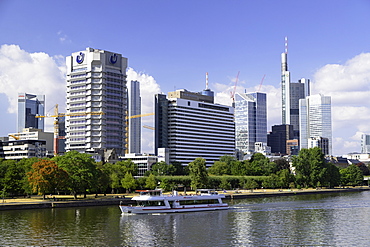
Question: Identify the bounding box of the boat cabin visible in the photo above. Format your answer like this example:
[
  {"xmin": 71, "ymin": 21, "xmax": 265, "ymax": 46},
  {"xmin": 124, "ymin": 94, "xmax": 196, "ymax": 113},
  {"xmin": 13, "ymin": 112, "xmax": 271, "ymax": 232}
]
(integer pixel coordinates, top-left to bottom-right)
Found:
[
  {"xmin": 136, "ymin": 190, "xmax": 162, "ymax": 196},
  {"xmin": 196, "ymin": 189, "xmax": 218, "ymax": 195}
]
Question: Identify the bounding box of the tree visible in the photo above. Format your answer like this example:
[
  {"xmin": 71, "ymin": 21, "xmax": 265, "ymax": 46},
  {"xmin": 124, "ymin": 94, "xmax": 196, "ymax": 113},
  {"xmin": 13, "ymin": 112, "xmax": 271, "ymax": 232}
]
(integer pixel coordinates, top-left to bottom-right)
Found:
[
  {"xmin": 340, "ymin": 165, "xmax": 363, "ymax": 186},
  {"xmin": 208, "ymin": 161, "xmax": 230, "ymax": 176},
  {"xmin": 276, "ymin": 169, "xmax": 295, "ymax": 188},
  {"xmin": 247, "ymin": 153, "xmax": 277, "ymax": 176},
  {"xmin": 1, "ymin": 160, "xmax": 25, "ymax": 196},
  {"xmin": 219, "ymin": 177, "xmax": 231, "ymax": 190},
  {"xmin": 27, "ymin": 159, "xmax": 68, "ymax": 199},
  {"xmin": 150, "ymin": 161, "xmax": 175, "ymax": 176},
  {"xmin": 121, "ymin": 172, "xmax": 137, "ymax": 193},
  {"xmin": 18, "ymin": 157, "xmax": 40, "ymax": 195},
  {"xmin": 52, "ymin": 151, "xmax": 98, "ymax": 199},
  {"xmin": 95, "ymin": 163, "xmax": 110, "ymax": 196},
  {"xmin": 145, "ymin": 173, "xmax": 157, "ymax": 189},
  {"xmin": 188, "ymin": 158, "xmax": 208, "ymax": 189},
  {"xmin": 292, "ymin": 147, "xmax": 329, "ymax": 188},
  {"xmin": 274, "ymin": 158, "xmax": 290, "ymax": 171}
]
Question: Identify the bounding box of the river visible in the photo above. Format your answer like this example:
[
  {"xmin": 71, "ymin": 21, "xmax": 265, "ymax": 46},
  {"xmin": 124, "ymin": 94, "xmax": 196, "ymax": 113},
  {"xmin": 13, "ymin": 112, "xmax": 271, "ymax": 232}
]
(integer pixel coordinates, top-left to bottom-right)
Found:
[{"xmin": 1, "ymin": 191, "xmax": 370, "ymax": 246}]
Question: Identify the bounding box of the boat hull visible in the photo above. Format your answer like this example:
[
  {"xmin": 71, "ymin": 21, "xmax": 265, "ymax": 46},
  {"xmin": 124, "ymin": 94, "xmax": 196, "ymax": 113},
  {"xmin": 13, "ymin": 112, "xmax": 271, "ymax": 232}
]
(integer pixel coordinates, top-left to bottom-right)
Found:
[{"xmin": 120, "ymin": 204, "xmax": 229, "ymax": 214}]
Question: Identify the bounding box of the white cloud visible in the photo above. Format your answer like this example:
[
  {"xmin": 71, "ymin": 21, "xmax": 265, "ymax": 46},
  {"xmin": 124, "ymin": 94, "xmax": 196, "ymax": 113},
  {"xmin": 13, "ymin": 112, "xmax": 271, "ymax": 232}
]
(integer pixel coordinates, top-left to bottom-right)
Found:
[
  {"xmin": 0, "ymin": 44, "xmax": 66, "ymax": 132},
  {"xmin": 313, "ymin": 52, "xmax": 370, "ymax": 155},
  {"xmin": 57, "ymin": 31, "xmax": 71, "ymax": 44}
]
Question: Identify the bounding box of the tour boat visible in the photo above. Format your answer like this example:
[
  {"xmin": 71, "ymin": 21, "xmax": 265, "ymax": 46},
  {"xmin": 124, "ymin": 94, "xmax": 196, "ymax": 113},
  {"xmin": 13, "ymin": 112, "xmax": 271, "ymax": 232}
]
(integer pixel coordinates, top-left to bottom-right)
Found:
[{"xmin": 119, "ymin": 189, "xmax": 229, "ymax": 214}]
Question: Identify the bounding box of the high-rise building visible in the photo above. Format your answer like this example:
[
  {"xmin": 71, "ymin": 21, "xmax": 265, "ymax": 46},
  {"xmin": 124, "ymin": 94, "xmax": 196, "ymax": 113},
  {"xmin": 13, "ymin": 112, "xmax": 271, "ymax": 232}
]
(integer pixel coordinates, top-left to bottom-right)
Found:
[
  {"xmin": 308, "ymin": 137, "xmax": 330, "ymax": 155},
  {"xmin": 128, "ymin": 80, "xmax": 141, "ymax": 153},
  {"xmin": 361, "ymin": 134, "xmax": 370, "ymax": 153},
  {"xmin": 235, "ymin": 92, "xmax": 267, "ymax": 154},
  {"xmin": 299, "ymin": 94, "xmax": 332, "ymax": 155},
  {"xmin": 65, "ymin": 48, "xmax": 128, "ymax": 155},
  {"xmin": 17, "ymin": 93, "xmax": 45, "ymax": 132},
  {"xmin": 290, "ymin": 78, "xmax": 310, "ymax": 138},
  {"xmin": 267, "ymin": 124, "xmax": 294, "ymax": 154},
  {"xmin": 281, "ymin": 38, "xmax": 310, "ymax": 139},
  {"xmin": 155, "ymin": 88, "xmax": 235, "ymax": 167}
]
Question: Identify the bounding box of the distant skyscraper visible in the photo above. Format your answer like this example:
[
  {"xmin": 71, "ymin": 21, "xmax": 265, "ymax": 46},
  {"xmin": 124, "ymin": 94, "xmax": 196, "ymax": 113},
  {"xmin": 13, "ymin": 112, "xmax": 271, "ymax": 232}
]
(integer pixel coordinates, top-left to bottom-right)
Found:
[
  {"xmin": 281, "ymin": 39, "xmax": 291, "ymax": 126},
  {"xmin": 235, "ymin": 92, "xmax": 267, "ymax": 153},
  {"xmin": 65, "ymin": 48, "xmax": 128, "ymax": 155},
  {"xmin": 17, "ymin": 93, "xmax": 45, "ymax": 132},
  {"xmin": 128, "ymin": 80, "xmax": 141, "ymax": 153},
  {"xmin": 361, "ymin": 134, "xmax": 370, "ymax": 153},
  {"xmin": 267, "ymin": 124, "xmax": 294, "ymax": 154},
  {"xmin": 281, "ymin": 38, "xmax": 310, "ymax": 139},
  {"xmin": 299, "ymin": 94, "xmax": 332, "ymax": 155},
  {"xmin": 155, "ymin": 88, "xmax": 235, "ymax": 166}
]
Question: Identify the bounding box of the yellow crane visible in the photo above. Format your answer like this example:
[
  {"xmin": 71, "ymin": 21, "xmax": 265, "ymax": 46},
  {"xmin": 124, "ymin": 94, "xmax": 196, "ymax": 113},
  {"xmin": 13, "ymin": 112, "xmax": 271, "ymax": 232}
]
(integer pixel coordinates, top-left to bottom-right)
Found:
[{"xmin": 35, "ymin": 104, "xmax": 104, "ymax": 155}]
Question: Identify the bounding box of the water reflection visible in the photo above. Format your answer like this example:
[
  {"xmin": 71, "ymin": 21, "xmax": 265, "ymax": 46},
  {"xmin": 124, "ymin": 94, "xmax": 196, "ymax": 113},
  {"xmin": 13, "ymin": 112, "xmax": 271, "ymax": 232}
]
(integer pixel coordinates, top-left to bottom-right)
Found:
[{"xmin": 1, "ymin": 191, "xmax": 370, "ymax": 246}]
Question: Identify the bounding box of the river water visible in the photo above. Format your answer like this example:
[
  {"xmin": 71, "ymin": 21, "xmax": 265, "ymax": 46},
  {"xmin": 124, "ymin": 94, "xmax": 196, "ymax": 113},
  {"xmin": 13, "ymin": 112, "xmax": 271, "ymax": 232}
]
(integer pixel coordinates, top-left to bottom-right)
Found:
[{"xmin": 1, "ymin": 191, "xmax": 370, "ymax": 246}]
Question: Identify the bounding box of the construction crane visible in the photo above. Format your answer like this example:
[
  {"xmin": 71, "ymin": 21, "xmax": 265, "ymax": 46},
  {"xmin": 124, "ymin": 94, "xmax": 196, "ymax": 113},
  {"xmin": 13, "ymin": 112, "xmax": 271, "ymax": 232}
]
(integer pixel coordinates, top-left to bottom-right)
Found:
[
  {"xmin": 35, "ymin": 104, "xmax": 104, "ymax": 155},
  {"xmin": 125, "ymin": 112, "xmax": 155, "ymax": 153},
  {"xmin": 258, "ymin": 74, "xmax": 266, "ymax": 92},
  {"xmin": 230, "ymin": 71, "xmax": 240, "ymax": 107},
  {"xmin": 143, "ymin": 125, "xmax": 155, "ymax": 130}
]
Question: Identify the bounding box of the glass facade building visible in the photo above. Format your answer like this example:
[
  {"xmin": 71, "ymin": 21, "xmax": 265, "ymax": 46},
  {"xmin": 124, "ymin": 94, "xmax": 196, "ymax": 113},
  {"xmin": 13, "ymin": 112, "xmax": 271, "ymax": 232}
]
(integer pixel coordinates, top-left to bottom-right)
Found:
[
  {"xmin": 299, "ymin": 94, "xmax": 332, "ymax": 155},
  {"xmin": 361, "ymin": 134, "xmax": 370, "ymax": 154},
  {"xmin": 235, "ymin": 92, "xmax": 267, "ymax": 153},
  {"xmin": 155, "ymin": 89, "xmax": 235, "ymax": 167},
  {"xmin": 17, "ymin": 93, "xmax": 45, "ymax": 132},
  {"xmin": 65, "ymin": 48, "xmax": 128, "ymax": 155},
  {"xmin": 128, "ymin": 80, "xmax": 141, "ymax": 153}
]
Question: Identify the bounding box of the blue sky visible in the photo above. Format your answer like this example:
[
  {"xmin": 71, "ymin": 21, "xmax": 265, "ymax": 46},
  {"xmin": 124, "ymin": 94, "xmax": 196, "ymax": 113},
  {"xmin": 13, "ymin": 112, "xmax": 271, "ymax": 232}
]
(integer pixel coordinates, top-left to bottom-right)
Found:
[{"xmin": 0, "ymin": 0, "xmax": 370, "ymax": 155}]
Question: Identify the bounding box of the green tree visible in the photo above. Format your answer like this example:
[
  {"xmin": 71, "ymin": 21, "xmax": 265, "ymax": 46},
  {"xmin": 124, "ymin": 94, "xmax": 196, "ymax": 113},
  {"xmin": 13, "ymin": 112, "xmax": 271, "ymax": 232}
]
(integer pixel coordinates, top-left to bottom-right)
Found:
[
  {"xmin": 219, "ymin": 177, "xmax": 231, "ymax": 190},
  {"xmin": 230, "ymin": 160, "xmax": 248, "ymax": 176},
  {"xmin": 244, "ymin": 179, "xmax": 259, "ymax": 191},
  {"xmin": 171, "ymin": 161, "xmax": 188, "ymax": 175},
  {"xmin": 145, "ymin": 173, "xmax": 157, "ymax": 189},
  {"xmin": 1, "ymin": 160, "xmax": 25, "ymax": 196},
  {"xmin": 18, "ymin": 157, "xmax": 40, "ymax": 196},
  {"xmin": 247, "ymin": 153, "xmax": 277, "ymax": 176},
  {"xmin": 188, "ymin": 158, "xmax": 208, "ymax": 189},
  {"xmin": 150, "ymin": 161, "xmax": 175, "ymax": 176},
  {"xmin": 95, "ymin": 163, "xmax": 110, "ymax": 196},
  {"xmin": 121, "ymin": 172, "xmax": 137, "ymax": 193},
  {"xmin": 274, "ymin": 158, "xmax": 290, "ymax": 171},
  {"xmin": 27, "ymin": 159, "xmax": 68, "ymax": 199},
  {"xmin": 52, "ymin": 151, "xmax": 98, "ymax": 199},
  {"xmin": 208, "ymin": 161, "xmax": 230, "ymax": 175},
  {"xmin": 277, "ymin": 169, "xmax": 295, "ymax": 188},
  {"xmin": 340, "ymin": 165, "xmax": 364, "ymax": 186}
]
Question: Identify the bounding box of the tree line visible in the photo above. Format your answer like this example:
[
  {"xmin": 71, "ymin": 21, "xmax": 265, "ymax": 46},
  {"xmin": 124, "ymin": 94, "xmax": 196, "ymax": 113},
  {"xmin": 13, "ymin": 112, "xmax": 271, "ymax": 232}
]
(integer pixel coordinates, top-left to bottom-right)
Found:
[{"xmin": 0, "ymin": 148, "xmax": 365, "ymax": 198}]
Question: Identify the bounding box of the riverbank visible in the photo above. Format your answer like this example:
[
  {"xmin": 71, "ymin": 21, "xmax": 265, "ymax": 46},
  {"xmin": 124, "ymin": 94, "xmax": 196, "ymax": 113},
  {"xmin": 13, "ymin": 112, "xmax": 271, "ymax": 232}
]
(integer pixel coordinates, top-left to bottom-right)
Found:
[{"xmin": 0, "ymin": 187, "xmax": 369, "ymax": 211}]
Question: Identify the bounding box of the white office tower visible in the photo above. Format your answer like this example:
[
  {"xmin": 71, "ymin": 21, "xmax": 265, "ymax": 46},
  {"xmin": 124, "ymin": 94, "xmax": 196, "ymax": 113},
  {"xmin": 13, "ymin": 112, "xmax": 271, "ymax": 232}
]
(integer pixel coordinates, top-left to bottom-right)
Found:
[
  {"xmin": 155, "ymin": 89, "xmax": 235, "ymax": 167},
  {"xmin": 299, "ymin": 94, "xmax": 332, "ymax": 155},
  {"xmin": 128, "ymin": 80, "xmax": 141, "ymax": 153},
  {"xmin": 66, "ymin": 48, "xmax": 128, "ymax": 155},
  {"xmin": 361, "ymin": 134, "xmax": 370, "ymax": 153},
  {"xmin": 235, "ymin": 92, "xmax": 267, "ymax": 154}
]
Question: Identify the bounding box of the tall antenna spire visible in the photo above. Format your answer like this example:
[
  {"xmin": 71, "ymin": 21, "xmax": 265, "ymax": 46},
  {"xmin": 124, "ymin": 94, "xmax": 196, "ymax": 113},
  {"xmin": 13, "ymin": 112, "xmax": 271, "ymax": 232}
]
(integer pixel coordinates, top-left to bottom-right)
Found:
[
  {"xmin": 206, "ymin": 72, "xmax": 209, "ymax": 90},
  {"xmin": 285, "ymin": 36, "xmax": 288, "ymax": 54}
]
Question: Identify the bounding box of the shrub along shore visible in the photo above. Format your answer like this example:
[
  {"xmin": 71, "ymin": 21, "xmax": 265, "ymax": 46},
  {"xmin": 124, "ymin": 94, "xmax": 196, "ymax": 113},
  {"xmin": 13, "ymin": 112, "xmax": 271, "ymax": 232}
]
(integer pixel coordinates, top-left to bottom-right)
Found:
[{"xmin": 0, "ymin": 186, "xmax": 369, "ymax": 211}]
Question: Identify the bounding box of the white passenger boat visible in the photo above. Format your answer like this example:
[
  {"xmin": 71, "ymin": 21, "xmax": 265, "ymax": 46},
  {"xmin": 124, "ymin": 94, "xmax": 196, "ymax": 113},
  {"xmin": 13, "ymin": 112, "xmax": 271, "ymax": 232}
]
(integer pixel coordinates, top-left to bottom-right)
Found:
[{"xmin": 119, "ymin": 189, "xmax": 229, "ymax": 214}]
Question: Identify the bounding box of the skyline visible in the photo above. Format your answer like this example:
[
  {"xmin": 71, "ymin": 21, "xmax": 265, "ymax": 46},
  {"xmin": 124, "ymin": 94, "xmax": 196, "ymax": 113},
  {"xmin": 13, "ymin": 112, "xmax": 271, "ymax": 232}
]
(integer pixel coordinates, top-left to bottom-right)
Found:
[{"xmin": 0, "ymin": 1, "xmax": 370, "ymax": 155}]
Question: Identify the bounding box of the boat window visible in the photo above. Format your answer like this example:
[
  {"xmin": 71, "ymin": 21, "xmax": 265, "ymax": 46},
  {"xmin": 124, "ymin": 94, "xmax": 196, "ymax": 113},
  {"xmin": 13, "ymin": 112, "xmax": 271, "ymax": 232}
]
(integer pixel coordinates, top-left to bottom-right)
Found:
[
  {"xmin": 179, "ymin": 199, "xmax": 219, "ymax": 205},
  {"xmin": 137, "ymin": 201, "xmax": 165, "ymax": 207}
]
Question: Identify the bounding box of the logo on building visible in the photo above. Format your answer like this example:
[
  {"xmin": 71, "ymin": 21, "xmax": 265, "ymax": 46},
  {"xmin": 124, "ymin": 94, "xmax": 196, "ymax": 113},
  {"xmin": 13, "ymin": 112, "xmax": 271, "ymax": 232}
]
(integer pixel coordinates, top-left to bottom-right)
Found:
[
  {"xmin": 110, "ymin": 54, "xmax": 118, "ymax": 64},
  {"xmin": 76, "ymin": 52, "xmax": 85, "ymax": 64}
]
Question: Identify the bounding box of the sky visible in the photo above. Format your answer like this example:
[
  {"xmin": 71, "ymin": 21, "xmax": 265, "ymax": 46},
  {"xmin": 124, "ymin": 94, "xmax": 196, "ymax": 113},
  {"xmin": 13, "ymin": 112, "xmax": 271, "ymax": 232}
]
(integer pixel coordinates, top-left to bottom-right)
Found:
[{"xmin": 0, "ymin": 0, "xmax": 370, "ymax": 156}]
